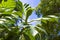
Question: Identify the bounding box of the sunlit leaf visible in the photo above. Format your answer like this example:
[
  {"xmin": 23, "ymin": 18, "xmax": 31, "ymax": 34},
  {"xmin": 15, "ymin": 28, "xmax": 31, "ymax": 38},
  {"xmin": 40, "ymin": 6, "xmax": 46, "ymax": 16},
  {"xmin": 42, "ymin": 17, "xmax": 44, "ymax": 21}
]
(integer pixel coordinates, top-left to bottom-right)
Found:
[
  {"xmin": 30, "ymin": 26, "xmax": 38, "ymax": 36},
  {"xmin": 35, "ymin": 27, "xmax": 47, "ymax": 35},
  {"xmin": 0, "ymin": 0, "xmax": 16, "ymax": 10},
  {"xmin": 23, "ymin": 28, "xmax": 35, "ymax": 40}
]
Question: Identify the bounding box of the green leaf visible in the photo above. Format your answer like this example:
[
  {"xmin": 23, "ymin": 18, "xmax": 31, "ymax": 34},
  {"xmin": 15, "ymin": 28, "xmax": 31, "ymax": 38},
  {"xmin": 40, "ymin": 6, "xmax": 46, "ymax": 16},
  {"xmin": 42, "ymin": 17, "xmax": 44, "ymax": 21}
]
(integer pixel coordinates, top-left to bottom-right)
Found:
[
  {"xmin": 35, "ymin": 33, "xmax": 41, "ymax": 40},
  {"xmin": 41, "ymin": 18, "xmax": 50, "ymax": 24},
  {"xmin": 23, "ymin": 33, "xmax": 31, "ymax": 40},
  {"xmin": 35, "ymin": 26, "xmax": 48, "ymax": 40},
  {"xmin": 0, "ymin": 0, "xmax": 16, "ymax": 10},
  {"xmin": 25, "ymin": 8, "xmax": 33, "ymax": 24},
  {"xmin": 35, "ymin": 27, "xmax": 47, "ymax": 35},
  {"xmin": 26, "ymin": 8, "xmax": 33, "ymax": 18},
  {"xmin": 0, "ymin": 8, "xmax": 6, "ymax": 12},
  {"xmin": 24, "ymin": 3, "xmax": 29, "ymax": 8},
  {"xmin": 23, "ymin": 28, "xmax": 35, "ymax": 40},
  {"xmin": 30, "ymin": 26, "xmax": 38, "ymax": 36},
  {"xmin": 15, "ymin": 11, "xmax": 22, "ymax": 18},
  {"xmin": 0, "ymin": 13, "xmax": 11, "ymax": 17},
  {"xmin": 15, "ymin": 0, "xmax": 24, "ymax": 13},
  {"xmin": 48, "ymin": 15, "xmax": 58, "ymax": 18}
]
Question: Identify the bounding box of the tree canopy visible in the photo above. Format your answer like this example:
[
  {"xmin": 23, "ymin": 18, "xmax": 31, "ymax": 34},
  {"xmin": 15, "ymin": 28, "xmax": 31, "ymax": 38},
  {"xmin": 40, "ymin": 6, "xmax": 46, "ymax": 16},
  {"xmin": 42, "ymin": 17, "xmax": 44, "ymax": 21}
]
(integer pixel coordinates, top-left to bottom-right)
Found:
[
  {"xmin": 0, "ymin": 0, "xmax": 60, "ymax": 40},
  {"xmin": 36, "ymin": 0, "xmax": 60, "ymax": 16},
  {"xmin": 36, "ymin": 0, "xmax": 60, "ymax": 40}
]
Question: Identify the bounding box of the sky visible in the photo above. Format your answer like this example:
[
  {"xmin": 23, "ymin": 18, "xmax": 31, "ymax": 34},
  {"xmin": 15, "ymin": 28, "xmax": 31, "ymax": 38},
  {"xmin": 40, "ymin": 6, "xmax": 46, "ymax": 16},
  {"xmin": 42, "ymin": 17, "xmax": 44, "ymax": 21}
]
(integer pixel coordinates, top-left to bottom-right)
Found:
[
  {"xmin": 20, "ymin": 0, "xmax": 40, "ymax": 26},
  {"xmin": 20, "ymin": 0, "xmax": 40, "ymax": 8}
]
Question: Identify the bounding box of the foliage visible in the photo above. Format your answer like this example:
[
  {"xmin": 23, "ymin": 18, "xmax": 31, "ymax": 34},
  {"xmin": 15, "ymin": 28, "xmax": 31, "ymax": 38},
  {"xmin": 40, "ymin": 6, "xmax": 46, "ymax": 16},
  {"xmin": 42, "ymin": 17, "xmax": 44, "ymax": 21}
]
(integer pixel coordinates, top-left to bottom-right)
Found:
[
  {"xmin": 0, "ymin": 0, "xmax": 47, "ymax": 40},
  {"xmin": 0, "ymin": 0, "xmax": 60, "ymax": 40},
  {"xmin": 36, "ymin": 0, "xmax": 60, "ymax": 40},
  {"xmin": 36, "ymin": 0, "xmax": 60, "ymax": 16}
]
